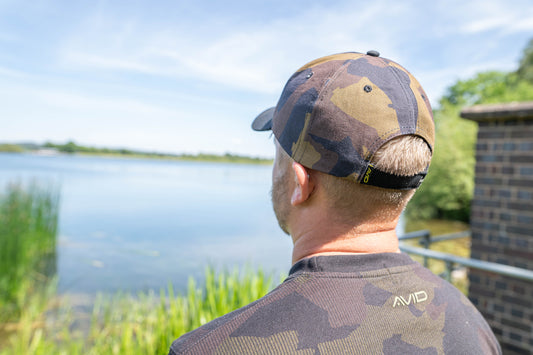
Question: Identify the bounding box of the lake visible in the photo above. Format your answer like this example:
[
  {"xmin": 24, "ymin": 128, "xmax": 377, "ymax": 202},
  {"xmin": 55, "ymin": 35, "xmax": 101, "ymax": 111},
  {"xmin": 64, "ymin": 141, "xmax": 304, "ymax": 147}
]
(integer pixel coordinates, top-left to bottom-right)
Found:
[{"xmin": 0, "ymin": 152, "xmax": 293, "ymax": 295}]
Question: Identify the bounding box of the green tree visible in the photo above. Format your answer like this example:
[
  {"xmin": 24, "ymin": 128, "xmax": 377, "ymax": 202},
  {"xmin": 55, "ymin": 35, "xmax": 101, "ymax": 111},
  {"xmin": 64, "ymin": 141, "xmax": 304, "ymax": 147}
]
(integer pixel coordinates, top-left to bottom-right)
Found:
[
  {"xmin": 59, "ymin": 141, "xmax": 78, "ymax": 154},
  {"xmin": 517, "ymin": 38, "xmax": 533, "ymax": 84},
  {"xmin": 408, "ymin": 38, "xmax": 533, "ymax": 221},
  {"xmin": 442, "ymin": 71, "xmax": 533, "ymax": 107}
]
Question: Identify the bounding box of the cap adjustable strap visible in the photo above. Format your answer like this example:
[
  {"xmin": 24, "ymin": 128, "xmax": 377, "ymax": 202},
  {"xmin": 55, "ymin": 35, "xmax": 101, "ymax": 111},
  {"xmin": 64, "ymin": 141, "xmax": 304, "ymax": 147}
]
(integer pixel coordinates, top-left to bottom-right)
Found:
[{"xmin": 360, "ymin": 164, "xmax": 427, "ymax": 190}]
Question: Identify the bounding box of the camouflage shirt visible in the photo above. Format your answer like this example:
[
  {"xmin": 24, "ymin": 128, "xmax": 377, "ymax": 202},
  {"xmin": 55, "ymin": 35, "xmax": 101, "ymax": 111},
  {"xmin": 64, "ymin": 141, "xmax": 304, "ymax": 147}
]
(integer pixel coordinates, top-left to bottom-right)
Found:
[{"xmin": 169, "ymin": 253, "xmax": 501, "ymax": 354}]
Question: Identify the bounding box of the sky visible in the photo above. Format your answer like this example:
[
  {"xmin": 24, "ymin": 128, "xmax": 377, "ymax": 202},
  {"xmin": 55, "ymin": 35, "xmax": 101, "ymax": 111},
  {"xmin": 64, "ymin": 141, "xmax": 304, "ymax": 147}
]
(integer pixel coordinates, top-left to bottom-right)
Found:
[{"xmin": 1, "ymin": 0, "xmax": 532, "ymax": 158}]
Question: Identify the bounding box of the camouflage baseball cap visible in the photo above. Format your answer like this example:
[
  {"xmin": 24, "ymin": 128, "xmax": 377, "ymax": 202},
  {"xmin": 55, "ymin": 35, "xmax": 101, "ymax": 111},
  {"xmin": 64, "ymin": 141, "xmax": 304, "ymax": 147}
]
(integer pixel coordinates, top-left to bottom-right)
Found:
[{"xmin": 252, "ymin": 51, "xmax": 435, "ymax": 190}]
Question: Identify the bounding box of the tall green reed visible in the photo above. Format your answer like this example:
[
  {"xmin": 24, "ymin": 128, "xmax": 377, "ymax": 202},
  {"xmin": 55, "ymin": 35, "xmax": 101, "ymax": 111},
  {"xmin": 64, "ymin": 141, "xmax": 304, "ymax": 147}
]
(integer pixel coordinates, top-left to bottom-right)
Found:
[
  {"xmin": 0, "ymin": 266, "xmax": 280, "ymax": 354},
  {"xmin": 0, "ymin": 181, "xmax": 280, "ymax": 353},
  {"xmin": 0, "ymin": 181, "xmax": 59, "ymax": 321}
]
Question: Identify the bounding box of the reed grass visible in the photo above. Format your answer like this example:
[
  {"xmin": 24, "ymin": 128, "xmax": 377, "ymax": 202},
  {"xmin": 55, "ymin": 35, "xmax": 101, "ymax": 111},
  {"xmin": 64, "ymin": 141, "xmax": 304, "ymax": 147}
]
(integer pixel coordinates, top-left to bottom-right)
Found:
[
  {"xmin": 0, "ymin": 181, "xmax": 279, "ymax": 353},
  {"xmin": 0, "ymin": 267, "xmax": 279, "ymax": 354},
  {"xmin": 0, "ymin": 181, "xmax": 59, "ymax": 321}
]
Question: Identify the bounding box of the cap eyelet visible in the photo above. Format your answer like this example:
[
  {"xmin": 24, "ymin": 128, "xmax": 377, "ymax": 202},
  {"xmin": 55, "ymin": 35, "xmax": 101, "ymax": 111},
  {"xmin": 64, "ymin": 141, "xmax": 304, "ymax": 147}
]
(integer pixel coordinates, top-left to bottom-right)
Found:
[{"xmin": 364, "ymin": 85, "xmax": 372, "ymax": 93}]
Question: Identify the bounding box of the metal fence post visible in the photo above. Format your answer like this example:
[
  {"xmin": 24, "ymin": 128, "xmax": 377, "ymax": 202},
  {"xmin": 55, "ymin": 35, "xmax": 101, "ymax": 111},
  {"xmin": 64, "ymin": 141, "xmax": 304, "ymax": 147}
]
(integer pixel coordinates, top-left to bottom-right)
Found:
[
  {"xmin": 444, "ymin": 261, "xmax": 453, "ymax": 282},
  {"xmin": 421, "ymin": 232, "xmax": 430, "ymax": 268}
]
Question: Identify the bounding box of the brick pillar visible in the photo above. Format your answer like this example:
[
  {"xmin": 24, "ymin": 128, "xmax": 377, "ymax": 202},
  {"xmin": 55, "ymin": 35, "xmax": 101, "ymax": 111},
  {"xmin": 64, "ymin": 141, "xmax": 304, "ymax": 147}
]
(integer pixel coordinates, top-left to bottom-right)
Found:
[{"xmin": 461, "ymin": 102, "xmax": 533, "ymax": 354}]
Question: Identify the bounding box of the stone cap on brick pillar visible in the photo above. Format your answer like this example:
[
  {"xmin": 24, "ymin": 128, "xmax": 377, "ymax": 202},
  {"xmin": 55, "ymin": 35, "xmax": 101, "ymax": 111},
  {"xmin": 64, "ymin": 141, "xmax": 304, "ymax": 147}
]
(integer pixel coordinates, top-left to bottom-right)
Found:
[{"xmin": 461, "ymin": 101, "xmax": 533, "ymax": 122}]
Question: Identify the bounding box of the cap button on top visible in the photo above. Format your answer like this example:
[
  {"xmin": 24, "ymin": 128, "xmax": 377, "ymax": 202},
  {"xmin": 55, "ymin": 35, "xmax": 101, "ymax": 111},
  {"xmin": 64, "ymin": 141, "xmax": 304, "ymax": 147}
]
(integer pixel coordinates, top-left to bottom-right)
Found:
[{"xmin": 366, "ymin": 50, "xmax": 380, "ymax": 57}]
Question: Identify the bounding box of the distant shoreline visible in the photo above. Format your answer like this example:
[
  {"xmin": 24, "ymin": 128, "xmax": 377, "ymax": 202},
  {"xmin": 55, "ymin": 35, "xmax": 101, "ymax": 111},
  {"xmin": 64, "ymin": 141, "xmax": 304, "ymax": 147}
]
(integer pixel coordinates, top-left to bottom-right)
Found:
[{"xmin": 0, "ymin": 142, "xmax": 273, "ymax": 165}]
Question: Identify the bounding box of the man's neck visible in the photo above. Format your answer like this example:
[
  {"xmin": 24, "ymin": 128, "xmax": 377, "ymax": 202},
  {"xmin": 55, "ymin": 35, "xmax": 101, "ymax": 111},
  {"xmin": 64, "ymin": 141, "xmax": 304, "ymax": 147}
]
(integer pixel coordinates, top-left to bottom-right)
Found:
[
  {"xmin": 289, "ymin": 210, "xmax": 401, "ymax": 264},
  {"xmin": 291, "ymin": 229, "xmax": 400, "ymax": 264}
]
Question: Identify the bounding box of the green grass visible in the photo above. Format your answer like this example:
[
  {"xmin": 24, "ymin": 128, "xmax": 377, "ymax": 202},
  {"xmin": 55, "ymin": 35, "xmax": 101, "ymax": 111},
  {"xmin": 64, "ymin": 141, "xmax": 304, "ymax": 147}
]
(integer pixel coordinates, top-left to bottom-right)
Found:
[
  {"xmin": 0, "ymin": 144, "xmax": 24, "ymax": 153},
  {"xmin": 0, "ymin": 267, "xmax": 279, "ymax": 354},
  {"xmin": 0, "ymin": 182, "xmax": 59, "ymax": 321}
]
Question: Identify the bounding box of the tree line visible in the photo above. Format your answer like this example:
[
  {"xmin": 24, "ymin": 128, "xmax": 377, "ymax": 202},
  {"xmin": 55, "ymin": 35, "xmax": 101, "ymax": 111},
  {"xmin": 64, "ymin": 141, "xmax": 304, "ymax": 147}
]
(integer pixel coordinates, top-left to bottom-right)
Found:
[{"xmin": 35, "ymin": 141, "xmax": 271, "ymax": 164}]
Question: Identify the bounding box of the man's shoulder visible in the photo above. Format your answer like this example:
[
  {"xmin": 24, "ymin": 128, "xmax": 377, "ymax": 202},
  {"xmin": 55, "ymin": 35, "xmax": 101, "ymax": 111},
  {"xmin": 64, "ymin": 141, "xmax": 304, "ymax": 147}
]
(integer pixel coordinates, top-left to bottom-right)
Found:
[
  {"xmin": 168, "ymin": 256, "xmax": 501, "ymax": 354},
  {"xmin": 169, "ymin": 298, "xmax": 255, "ymax": 355},
  {"xmin": 168, "ymin": 280, "xmax": 293, "ymax": 355}
]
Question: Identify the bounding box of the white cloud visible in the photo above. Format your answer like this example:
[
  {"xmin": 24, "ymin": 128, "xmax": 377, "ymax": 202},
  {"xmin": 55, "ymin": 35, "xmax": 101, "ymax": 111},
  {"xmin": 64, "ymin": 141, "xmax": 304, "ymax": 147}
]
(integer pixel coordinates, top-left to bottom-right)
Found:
[
  {"xmin": 456, "ymin": 0, "xmax": 533, "ymax": 34},
  {"xmin": 0, "ymin": 65, "xmax": 29, "ymax": 78},
  {"xmin": 56, "ymin": 0, "xmax": 420, "ymax": 95},
  {"xmin": 35, "ymin": 90, "xmax": 177, "ymax": 117},
  {"xmin": 62, "ymin": 52, "xmax": 160, "ymax": 74}
]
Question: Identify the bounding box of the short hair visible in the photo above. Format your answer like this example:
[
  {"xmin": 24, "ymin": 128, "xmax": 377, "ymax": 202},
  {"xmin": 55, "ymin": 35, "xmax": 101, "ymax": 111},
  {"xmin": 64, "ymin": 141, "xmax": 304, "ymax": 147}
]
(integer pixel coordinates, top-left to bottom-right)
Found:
[{"xmin": 316, "ymin": 135, "xmax": 432, "ymax": 225}]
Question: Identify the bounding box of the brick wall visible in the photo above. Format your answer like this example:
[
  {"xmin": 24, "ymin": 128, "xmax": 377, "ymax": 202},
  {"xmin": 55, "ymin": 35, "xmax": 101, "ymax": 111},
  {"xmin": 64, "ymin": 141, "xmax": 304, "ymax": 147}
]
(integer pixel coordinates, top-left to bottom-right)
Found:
[{"xmin": 461, "ymin": 102, "xmax": 533, "ymax": 354}]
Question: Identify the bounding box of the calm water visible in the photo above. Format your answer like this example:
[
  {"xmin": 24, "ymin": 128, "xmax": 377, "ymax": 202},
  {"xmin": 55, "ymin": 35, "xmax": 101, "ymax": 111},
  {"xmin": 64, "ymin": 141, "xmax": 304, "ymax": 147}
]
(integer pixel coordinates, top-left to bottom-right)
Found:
[{"xmin": 0, "ymin": 153, "xmax": 292, "ymax": 295}]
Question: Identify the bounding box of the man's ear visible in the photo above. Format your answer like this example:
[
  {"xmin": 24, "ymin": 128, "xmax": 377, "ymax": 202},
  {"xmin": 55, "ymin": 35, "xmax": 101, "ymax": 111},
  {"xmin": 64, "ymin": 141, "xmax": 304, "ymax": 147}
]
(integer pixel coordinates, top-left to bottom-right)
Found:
[{"xmin": 290, "ymin": 162, "xmax": 314, "ymax": 206}]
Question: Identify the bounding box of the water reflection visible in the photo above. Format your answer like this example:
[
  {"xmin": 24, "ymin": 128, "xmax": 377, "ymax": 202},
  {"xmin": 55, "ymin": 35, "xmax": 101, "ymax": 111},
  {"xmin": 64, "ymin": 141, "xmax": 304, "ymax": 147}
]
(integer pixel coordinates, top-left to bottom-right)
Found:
[{"xmin": 0, "ymin": 153, "xmax": 291, "ymax": 295}]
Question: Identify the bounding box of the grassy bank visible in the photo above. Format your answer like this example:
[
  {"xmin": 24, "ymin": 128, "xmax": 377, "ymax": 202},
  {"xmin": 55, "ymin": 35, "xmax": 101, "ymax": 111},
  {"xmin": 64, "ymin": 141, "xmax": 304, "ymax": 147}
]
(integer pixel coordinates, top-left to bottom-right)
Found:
[
  {"xmin": 0, "ymin": 182, "xmax": 59, "ymax": 322},
  {"xmin": 0, "ymin": 267, "xmax": 278, "ymax": 354}
]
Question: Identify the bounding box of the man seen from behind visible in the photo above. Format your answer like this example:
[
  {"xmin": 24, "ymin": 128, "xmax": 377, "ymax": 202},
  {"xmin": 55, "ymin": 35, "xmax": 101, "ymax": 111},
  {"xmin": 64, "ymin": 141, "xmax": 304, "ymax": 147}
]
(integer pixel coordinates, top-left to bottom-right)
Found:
[{"xmin": 169, "ymin": 50, "xmax": 501, "ymax": 354}]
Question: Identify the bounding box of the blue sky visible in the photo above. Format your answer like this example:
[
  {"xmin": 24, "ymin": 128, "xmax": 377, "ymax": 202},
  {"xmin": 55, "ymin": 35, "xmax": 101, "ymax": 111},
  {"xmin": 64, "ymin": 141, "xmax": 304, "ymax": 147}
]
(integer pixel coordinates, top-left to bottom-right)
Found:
[{"xmin": 1, "ymin": 0, "xmax": 532, "ymax": 158}]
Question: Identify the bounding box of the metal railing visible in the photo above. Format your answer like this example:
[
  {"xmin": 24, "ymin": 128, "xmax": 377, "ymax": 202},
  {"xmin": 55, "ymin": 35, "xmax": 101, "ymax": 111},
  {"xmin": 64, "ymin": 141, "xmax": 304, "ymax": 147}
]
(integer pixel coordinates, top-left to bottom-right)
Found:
[{"xmin": 398, "ymin": 230, "xmax": 533, "ymax": 283}]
